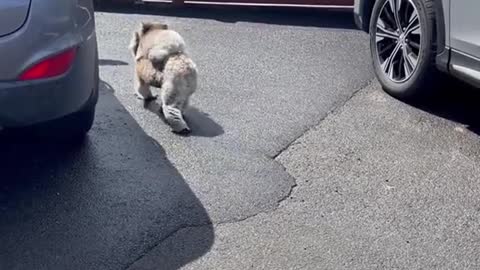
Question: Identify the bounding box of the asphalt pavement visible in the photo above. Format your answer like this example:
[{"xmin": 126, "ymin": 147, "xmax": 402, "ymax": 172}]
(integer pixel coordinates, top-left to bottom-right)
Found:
[
  {"xmin": 153, "ymin": 81, "xmax": 480, "ymax": 270},
  {"xmin": 1, "ymin": 4, "xmax": 478, "ymax": 270}
]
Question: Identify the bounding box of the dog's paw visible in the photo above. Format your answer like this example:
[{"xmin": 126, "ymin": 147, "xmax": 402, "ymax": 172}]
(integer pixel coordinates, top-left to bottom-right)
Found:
[
  {"xmin": 144, "ymin": 95, "xmax": 158, "ymax": 102},
  {"xmin": 173, "ymin": 128, "xmax": 191, "ymax": 136},
  {"xmin": 135, "ymin": 93, "xmax": 158, "ymax": 101}
]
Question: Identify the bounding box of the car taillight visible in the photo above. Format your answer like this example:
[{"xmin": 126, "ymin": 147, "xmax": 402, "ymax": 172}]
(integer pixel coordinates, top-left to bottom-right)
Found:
[{"xmin": 19, "ymin": 48, "xmax": 77, "ymax": 81}]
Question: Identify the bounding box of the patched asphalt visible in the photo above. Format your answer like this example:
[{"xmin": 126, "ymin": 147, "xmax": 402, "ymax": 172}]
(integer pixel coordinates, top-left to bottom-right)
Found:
[
  {"xmin": 134, "ymin": 81, "xmax": 480, "ymax": 270},
  {"xmin": 94, "ymin": 6, "xmax": 373, "ymax": 223}
]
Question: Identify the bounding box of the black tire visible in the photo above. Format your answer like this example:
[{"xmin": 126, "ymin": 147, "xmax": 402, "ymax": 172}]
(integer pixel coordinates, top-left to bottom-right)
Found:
[
  {"xmin": 61, "ymin": 105, "xmax": 96, "ymax": 138},
  {"xmin": 40, "ymin": 105, "xmax": 96, "ymax": 143},
  {"xmin": 369, "ymin": 0, "xmax": 441, "ymax": 100}
]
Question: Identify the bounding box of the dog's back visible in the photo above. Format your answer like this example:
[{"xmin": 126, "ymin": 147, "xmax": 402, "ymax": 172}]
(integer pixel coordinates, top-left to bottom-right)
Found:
[
  {"xmin": 162, "ymin": 54, "xmax": 198, "ymax": 101},
  {"xmin": 129, "ymin": 22, "xmax": 186, "ymax": 63},
  {"xmin": 144, "ymin": 30, "xmax": 186, "ymax": 63}
]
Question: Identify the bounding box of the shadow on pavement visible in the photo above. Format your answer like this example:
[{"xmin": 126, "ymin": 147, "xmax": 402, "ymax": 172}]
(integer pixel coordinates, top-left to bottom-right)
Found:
[
  {"xmin": 99, "ymin": 59, "xmax": 129, "ymax": 66},
  {"xmin": 95, "ymin": 3, "xmax": 357, "ymax": 29},
  {"xmin": 410, "ymin": 79, "xmax": 480, "ymax": 135},
  {"xmin": 0, "ymin": 80, "xmax": 214, "ymax": 270},
  {"xmin": 143, "ymin": 100, "xmax": 224, "ymax": 138}
]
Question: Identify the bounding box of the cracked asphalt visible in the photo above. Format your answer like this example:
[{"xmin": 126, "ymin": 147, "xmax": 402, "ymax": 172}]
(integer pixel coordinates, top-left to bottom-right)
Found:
[
  {"xmin": 2, "ymin": 4, "xmax": 479, "ymax": 270},
  {"xmin": 145, "ymin": 80, "xmax": 480, "ymax": 270}
]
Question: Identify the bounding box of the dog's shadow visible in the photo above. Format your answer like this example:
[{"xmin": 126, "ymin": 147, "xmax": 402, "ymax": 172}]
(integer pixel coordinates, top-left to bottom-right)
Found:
[{"xmin": 143, "ymin": 100, "xmax": 224, "ymax": 138}]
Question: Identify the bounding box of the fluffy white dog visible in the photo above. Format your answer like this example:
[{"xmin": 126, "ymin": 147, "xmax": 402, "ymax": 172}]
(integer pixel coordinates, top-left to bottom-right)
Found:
[{"xmin": 129, "ymin": 22, "xmax": 198, "ymax": 135}]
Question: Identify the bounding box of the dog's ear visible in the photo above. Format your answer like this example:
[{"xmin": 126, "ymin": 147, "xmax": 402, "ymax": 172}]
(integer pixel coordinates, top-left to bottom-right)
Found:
[
  {"xmin": 140, "ymin": 22, "xmax": 153, "ymax": 34},
  {"xmin": 160, "ymin": 23, "xmax": 168, "ymax": 29},
  {"xmin": 141, "ymin": 22, "xmax": 168, "ymax": 34},
  {"xmin": 152, "ymin": 22, "xmax": 168, "ymax": 29}
]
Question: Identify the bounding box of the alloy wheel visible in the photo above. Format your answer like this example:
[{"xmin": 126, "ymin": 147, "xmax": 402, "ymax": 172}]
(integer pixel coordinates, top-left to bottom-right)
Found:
[{"xmin": 374, "ymin": 0, "xmax": 422, "ymax": 83}]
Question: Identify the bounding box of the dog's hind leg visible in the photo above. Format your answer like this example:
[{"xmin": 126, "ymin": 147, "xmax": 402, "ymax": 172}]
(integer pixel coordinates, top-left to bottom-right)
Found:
[
  {"xmin": 162, "ymin": 105, "xmax": 190, "ymax": 135},
  {"xmin": 134, "ymin": 72, "xmax": 156, "ymax": 101},
  {"xmin": 160, "ymin": 80, "xmax": 190, "ymax": 135}
]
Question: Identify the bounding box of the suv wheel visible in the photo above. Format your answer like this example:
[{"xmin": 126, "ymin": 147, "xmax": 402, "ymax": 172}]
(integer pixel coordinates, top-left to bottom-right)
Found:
[{"xmin": 369, "ymin": 0, "xmax": 439, "ymax": 100}]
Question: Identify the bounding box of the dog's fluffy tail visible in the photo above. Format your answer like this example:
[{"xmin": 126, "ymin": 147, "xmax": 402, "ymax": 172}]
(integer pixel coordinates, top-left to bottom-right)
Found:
[
  {"xmin": 148, "ymin": 44, "xmax": 184, "ymax": 64},
  {"xmin": 148, "ymin": 47, "xmax": 171, "ymax": 63}
]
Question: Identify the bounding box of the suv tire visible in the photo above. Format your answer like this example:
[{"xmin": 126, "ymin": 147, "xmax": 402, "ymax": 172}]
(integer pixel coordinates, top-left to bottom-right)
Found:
[{"xmin": 369, "ymin": 0, "xmax": 440, "ymax": 100}]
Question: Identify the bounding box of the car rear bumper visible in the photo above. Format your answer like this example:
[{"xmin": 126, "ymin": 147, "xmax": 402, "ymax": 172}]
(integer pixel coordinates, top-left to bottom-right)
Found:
[{"xmin": 0, "ymin": 38, "xmax": 99, "ymax": 129}]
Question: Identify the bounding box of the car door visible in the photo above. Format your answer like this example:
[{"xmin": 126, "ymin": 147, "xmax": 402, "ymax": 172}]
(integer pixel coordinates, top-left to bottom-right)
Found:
[{"xmin": 448, "ymin": 0, "xmax": 480, "ymax": 86}]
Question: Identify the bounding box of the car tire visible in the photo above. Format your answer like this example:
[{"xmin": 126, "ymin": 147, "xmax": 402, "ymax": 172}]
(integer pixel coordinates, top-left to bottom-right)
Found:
[
  {"xmin": 369, "ymin": 0, "xmax": 440, "ymax": 100},
  {"xmin": 62, "ymin": 105, "xmax": 96, "ymax": 139},
  {"xmin": 40, "ymin": 105, "xmax": 96, "ymax": 143}
]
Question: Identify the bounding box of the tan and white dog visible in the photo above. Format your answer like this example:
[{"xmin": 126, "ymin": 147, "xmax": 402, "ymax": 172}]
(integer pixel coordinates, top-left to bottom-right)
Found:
[{"xmin": 129, "ymin": 22, "xmax": 198, "ymax": 135}]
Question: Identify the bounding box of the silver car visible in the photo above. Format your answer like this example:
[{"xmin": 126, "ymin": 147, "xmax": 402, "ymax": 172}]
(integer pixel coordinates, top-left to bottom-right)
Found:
[
  {"xmin": 354, "ymin": 0, "xmax": 480, "ymax": 99},
  {"xmin": 0, "ymin": 0, "xmax": 99, "ymax": 139}
]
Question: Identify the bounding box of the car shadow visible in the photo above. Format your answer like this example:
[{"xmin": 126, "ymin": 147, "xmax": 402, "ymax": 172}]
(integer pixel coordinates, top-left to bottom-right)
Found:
[
  {"xmin": 409, "ymin": 78, "xmax": 480, "ymax": 136},
  {"xmin": 0, "ymin": 80, "xmax": 214, "ymax": 270},
  {"xmin": 143, "ymin": 100, "xmax": 224, "ymax": 137},
  {"xmin": 95, "ymin": 3, "xmax": 357, "ymax": 29}
]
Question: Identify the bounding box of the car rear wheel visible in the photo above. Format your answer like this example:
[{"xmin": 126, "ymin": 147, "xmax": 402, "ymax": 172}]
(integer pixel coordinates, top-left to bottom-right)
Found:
[
  {"xmin": 60, "ymin": 105, "xmax": 96, "ymax": 139},
  {"xmin": 369, "ymin": 0, "xmax": 440, "ymax": 100},
  {"xmin": 36, "ymin": 105, "xmax": 96, "ymax": 143}
]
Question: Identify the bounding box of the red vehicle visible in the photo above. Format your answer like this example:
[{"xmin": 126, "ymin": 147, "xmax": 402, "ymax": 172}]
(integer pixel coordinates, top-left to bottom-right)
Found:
[{"xmin": 101, "ymin": 0, "xmax": 353, "ymax": 8}]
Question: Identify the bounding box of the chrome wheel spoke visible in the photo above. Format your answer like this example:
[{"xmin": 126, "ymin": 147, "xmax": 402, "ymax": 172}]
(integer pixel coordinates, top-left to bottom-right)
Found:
[
  {"xmin": 378, "ymin": 42, "xmax": 395, "ymax": 56},
  {"xmin": 388, "ymin": 61, "xmax": 395, "ymax": 79},
  {"xmin": 376, "ymin": 18, "xmax": 399, "ymax": 39},
  {"xmin": 382, "ymin": 43, "xmax": 402, "ymax": 79},
  {"xmin": 376, "ymin": 25, "xmax": 399, "ymax": 41},
  {"xmin": 408, "ymin": 40, "xmax": 420, "ymax": 49},
  {"xmin": 388, "ymin": 0, "xmax": 403, "ymax": 32},
  {"xmin": 407, "ymin": 23, "xmax": 420, "ymax": 35},
  {"xmin": 382, "ymin": 4, "xmax": 397, "ymax": 29},
  {"xmin": 402, "ymin": 58, "xmax": 411, "ymax": 78},
  {"xmin": 405, "ymin": 45, "xmax": 418, "ymax": 67},
  {"xmin": 408, "ymin": 7, "xmax": 418, "ymax": 24},
  {"xmin": 402, "ymin": 46, "xmax": 414, "ymax": 77},
  {"xmin": 405, "ymin": 12, "xmax": 420, "ymax": 35}
]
